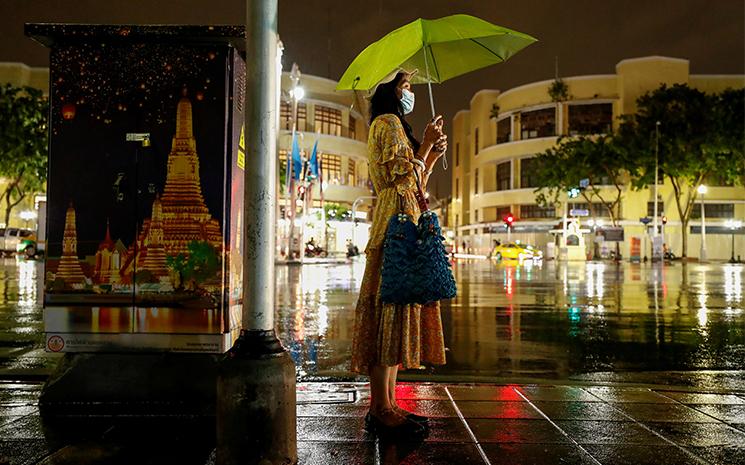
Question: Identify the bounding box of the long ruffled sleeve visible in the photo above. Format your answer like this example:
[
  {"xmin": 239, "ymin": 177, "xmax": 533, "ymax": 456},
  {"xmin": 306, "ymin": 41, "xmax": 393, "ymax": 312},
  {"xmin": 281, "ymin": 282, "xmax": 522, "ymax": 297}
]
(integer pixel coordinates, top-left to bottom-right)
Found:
[{"xmin": 371, "ymin": 114, "xmax": 417, "ymax": 195}]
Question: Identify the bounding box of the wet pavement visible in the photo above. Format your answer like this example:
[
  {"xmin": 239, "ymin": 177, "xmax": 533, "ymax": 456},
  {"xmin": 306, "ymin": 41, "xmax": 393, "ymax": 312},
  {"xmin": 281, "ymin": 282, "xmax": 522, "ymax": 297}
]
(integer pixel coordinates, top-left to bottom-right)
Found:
[
  {"xmin": 0, "ymin": 257, "xmax": 744, "ymax": 463},
  {"xmin": 277, "ymin": 258, "xmax": 744, "ymax": 387},
  {"xmin": 0, "ymin": 381, "xmax": 744, "ymax": 464}
]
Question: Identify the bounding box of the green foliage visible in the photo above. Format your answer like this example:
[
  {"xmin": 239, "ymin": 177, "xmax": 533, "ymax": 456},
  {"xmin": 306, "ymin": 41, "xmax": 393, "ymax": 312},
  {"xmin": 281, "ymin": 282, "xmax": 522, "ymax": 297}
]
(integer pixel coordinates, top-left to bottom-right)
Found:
[
  {"xmin": 0, "ymin": 84, "xmax": 48, "ymax": 226},
  {"xmin": 548, "ymin": 78, "xmax": 570, "ymax": 102},
  {"xmin": 324, "ymin": 202, "xmax": 351, "ymax": 221},
  {"xmin": 533, "ymin": 135, "xmax": 629, "ymax": 225},
  {"xmin": 489, "ymin": 104, "xmax": 500, "ymax": 120},
  {"xmin": 617, "ymin": 84, "xmax": 745, "ymax": 256},
  {"xmin": 166, "ymin": 241, "xmax": 220, "ymax": 289}
]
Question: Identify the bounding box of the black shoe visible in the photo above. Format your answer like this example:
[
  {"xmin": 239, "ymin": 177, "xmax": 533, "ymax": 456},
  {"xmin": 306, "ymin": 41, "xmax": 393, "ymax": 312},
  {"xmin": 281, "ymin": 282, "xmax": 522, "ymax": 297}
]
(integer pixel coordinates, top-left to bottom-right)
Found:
[
  {"xmin": 364, "ymin": 411, "xmax": 426, "ymax": 437},
  {"xmin": 404, "ymin": 412, "xmax": 430, "ymax": 426}
]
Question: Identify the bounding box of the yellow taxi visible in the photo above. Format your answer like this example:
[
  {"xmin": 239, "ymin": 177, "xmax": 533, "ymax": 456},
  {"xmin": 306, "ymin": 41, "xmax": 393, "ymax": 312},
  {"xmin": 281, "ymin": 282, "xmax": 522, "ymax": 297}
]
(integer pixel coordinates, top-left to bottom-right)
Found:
[{"xmin": 490, "ymin": 242, "xmax": 543, "ymax": 261}]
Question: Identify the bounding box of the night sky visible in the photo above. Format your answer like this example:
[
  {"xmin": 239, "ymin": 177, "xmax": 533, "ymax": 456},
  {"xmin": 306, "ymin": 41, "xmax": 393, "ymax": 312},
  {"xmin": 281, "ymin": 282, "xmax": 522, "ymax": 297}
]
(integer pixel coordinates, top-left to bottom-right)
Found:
[{"xmin": 2, "ymin": 0, "xmax": 743, "ymax": 196}]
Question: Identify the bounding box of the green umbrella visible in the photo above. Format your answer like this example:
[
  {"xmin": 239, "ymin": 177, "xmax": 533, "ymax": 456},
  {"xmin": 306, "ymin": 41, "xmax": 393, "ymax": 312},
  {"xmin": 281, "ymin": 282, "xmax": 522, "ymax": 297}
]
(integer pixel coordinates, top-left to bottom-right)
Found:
[{"xmin": 336, "ymin": 14, "xmax": 537, "ymax": 116}]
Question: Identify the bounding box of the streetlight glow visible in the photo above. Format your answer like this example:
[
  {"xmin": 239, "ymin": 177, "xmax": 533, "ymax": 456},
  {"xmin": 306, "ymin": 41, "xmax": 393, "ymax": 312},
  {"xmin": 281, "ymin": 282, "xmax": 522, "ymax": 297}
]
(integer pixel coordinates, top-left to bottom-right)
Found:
[
  {"xmin": 697, "ymin": 184, "xmax": 708, "ymax": 195},
  {"xmin": 292, "ymin": 86, "xmax": 305, "ymax": 101}
]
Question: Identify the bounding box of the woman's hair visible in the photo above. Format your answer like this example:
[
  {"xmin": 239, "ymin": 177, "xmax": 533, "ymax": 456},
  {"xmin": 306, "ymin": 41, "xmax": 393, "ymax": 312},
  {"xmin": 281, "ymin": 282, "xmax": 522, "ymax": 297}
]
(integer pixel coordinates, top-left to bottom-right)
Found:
[{"xmin": 369, "ymin": 72, "xmax": 421, "ymax": 152}]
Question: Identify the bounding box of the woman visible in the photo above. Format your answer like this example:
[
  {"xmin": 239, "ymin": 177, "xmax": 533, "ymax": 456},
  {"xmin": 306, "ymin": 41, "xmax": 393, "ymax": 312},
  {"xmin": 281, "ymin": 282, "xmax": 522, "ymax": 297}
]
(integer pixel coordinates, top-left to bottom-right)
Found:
[{"xmin": 351, "ymin": 70, "xmax": 448, "ymax": 436}]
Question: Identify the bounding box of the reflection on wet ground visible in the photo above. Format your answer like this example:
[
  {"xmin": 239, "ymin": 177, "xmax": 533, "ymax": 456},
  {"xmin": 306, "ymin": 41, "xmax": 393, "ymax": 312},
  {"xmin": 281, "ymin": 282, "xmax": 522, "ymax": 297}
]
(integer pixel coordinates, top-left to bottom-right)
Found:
[
  {"xmin": 0, "ymin": 258, "xmax": 743, "ymax": 385},
  {"xmin": 276, "ymin": 259, "xmax": 745, "ymax": 383}
]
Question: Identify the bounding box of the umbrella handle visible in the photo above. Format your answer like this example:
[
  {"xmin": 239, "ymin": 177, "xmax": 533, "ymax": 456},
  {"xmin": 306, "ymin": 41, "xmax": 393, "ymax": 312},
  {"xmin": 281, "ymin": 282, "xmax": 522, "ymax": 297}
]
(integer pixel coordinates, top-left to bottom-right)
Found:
[
  {"xmin": 423, "ymin": 45, "xmax": 447, "ymax": 170},
  {"xmin": 422, "ymin": 45, "xmax": 436, "ymax": 118}
]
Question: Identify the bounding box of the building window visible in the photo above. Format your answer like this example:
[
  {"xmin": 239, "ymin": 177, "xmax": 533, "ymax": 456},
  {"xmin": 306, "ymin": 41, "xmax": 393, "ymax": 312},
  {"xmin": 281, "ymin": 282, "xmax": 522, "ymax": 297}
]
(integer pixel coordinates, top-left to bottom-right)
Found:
[
  {"xmin": 692, "ymin": 203, "xmax": 735, "ymax": 219},
  {"xmin": 520, "ymin": 157, "xmax": 540, "ymax": 188},
  {"xmin": 647, "ymin": 202, "xmax": 665, "ymax": 218},
  {"xmin": 455, "ymin": 178, "xmax": 459, "ymax": 199},
  {"xmin": 314, "ymin": 105, "xmax": 342, "ymax": 136},
  {"xmin": 520, "ymin": 204, "xmax": 556, "ymax": 218},
  {"xmin": 520, "ymin": 108, "xmax": 555, "ymax": 139},
  {"xmin": 322, "ymin": 154, "xmax": 342, "ymax": 183},
  {"xmin": 474, "ymin": 128, "xmax": 479, "ymax": 155},
  {"xmin": 497, "ymin": 117, "xmax": 511, "ymax": 144},
  {"xmin": 497, "ymin": 206, "xmax": 512, "ymax": 219},
  {"xmin": 568, "ymin": 103, "xmax": 613, "ymax": 136},
  {"xmin": 280, "ymin": 101, "xmax": 307, "ymax": 131},
  {"xmin": 455, "ymin": 142, "xmax": 460, "ymax": 167},
  {"xmin": 474, "ymin": 168, "xmax": 479, "ymax": 194},
  {"xmin": 348, "ymin": 115, "xmax": 357, "ymax": 140},
  {"xmin": 475, "ymin": 209, "xmax": 479, "ymax": 222},
  {"xmin": 455, "ymin": 214, "xmax": 459, "ymax": 226},
  {"xmin": 497, "ymin": 161, "xmax": 511, "ymax": 191},
  {"xmin": 568, "ymin": 202, "xmax": 610, "ymax": 218},
  {"xmin": 347, "ymin": 159, "xmax": 356, "ymax": 186}
]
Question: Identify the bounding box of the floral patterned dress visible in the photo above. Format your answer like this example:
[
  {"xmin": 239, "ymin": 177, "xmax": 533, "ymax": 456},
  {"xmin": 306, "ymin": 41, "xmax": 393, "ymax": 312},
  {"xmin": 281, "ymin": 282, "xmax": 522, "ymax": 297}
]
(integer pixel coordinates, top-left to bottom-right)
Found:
[{"xmin": 350, "ymin": 114, "xmax": 447, "ymax": 374}]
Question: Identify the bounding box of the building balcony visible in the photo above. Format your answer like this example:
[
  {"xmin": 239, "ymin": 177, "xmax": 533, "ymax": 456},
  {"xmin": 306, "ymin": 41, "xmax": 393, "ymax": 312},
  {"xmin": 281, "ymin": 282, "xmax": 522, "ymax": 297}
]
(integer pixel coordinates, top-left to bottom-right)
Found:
[
  {"xmin": 475, "ymin": 136, "xmax": 559, "ymax": 165},
  {"xmin": 279, "ymin": 130, "xmax": 367, "ymax": 161}
]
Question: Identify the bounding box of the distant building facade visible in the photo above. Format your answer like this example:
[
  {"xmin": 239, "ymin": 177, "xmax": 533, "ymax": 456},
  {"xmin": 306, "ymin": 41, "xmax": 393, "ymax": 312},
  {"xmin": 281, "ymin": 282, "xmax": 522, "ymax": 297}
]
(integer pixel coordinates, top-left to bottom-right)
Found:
[{"xmin": 451, "ymin": 56, "xmax": 745, "ymax": 260}]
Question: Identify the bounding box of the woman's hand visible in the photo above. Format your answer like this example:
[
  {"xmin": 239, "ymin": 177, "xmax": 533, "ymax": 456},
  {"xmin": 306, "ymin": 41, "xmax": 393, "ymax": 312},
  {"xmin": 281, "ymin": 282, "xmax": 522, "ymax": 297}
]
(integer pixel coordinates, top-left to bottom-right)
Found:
[
  {"xmin": 431, "ymin": 135, "xmax": 447, "ymax": 158},
  {"xmin": 422, "ymin": 115, "xmax": 444, "ymax": 147}
]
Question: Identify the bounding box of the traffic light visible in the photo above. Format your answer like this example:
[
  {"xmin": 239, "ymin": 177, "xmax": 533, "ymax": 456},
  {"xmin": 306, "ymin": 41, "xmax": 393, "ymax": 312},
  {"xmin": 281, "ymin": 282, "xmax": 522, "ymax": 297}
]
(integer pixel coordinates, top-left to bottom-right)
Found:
[
  {"xmin": 503, "ymin": 213, "xmax": 515, "ymax": 229},
  {"xmin": 661, "ymin": 215, "xmax": 668, "ymax": 225}
]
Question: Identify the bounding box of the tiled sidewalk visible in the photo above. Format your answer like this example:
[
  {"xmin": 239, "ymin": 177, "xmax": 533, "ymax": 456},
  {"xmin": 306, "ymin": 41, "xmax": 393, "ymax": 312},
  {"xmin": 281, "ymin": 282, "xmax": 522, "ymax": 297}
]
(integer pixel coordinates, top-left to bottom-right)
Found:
[
  {"xmin": 0, "ymin": 382, "xmax": 744, "ymax": 464},
  {"xmin": 297, "ymin": 383, "xmax": 745, "ymax": 465}
]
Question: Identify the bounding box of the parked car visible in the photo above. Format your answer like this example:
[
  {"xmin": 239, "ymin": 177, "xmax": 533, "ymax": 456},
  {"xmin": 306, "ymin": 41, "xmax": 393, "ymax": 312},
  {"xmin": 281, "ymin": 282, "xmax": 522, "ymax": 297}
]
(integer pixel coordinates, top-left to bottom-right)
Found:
[
  {"xmin": 0, "ymin": 228, "xmax": 36, "ymax": 257},
  {"xmin": 491, "ymin": 242, "xmax": 543, "ymax": 261}
]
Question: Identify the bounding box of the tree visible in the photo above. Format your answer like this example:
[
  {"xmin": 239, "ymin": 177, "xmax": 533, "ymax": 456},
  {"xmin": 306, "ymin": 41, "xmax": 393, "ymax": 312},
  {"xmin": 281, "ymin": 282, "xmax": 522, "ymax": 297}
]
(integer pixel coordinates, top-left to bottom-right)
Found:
[
  {"xmin": 533, "ymin": 135, "xmax": 629, "ymax": 226},
  {"xmin": 618, "ymin": 84, "xmax": 744, "ymax": 257},
  {"xmin": 0, "ymin": 84, "xmax": 48, "ymax": 227}
]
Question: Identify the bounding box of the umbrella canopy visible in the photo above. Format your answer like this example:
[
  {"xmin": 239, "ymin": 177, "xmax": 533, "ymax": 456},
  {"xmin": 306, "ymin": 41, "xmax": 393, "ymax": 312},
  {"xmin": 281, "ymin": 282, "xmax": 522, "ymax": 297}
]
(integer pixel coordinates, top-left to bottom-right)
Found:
[{"xmin": 336, "ymin": 14, "xmax": 537, "ymax": 93}]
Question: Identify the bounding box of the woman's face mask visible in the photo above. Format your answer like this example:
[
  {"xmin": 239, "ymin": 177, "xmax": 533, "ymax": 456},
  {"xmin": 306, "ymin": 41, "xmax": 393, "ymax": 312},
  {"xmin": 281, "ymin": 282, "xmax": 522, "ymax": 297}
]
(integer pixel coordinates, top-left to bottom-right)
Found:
[{"xmin": 400, "ymin": 88, "xmax": 415, "ymax": 115}]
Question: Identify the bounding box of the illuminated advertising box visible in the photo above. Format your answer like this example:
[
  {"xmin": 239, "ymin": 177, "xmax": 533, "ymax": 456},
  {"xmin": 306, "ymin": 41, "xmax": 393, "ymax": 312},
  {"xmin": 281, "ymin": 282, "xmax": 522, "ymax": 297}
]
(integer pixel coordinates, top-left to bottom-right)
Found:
[{"xmin": 27, "ymin": 25, "xmax": 246, "ymax": 353}]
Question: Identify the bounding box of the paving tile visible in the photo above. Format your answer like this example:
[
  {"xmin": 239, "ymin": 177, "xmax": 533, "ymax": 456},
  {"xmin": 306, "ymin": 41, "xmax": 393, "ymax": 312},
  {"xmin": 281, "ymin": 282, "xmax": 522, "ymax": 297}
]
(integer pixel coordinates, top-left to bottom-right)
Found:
[
  {"xmin": 517, "ymin": 385, "xmax": 601, "ymax": 402},
  {"xmin": 645, "ymin": 422, "xmax": 745, "ymax": 446},
  {"xmin": 297, "ymin": 417, "xmax": 370, "ymax": 442},
  {"xmin": 467, "ymin": 419, "xmax": 569, "ymax": 444},
  {"xmin": 532, "ymin": 401, "xmax": 626, "ymax": 421},
  {"xmin": 658, "ymin": 391, "xmax": 745, "ymax": 405},
  {"xmin": 583, "ymin": 387, "xmax": 674, "ymax": 403},
  {"xmin": 482, "ymin": 443, "xmax": 596, "ymax": 464},
  {"xmin": 448, "ymin": 385, "xmax": 523, "ymax": 401},
  {"xmin": 0, "ymin": 439, "xmax": 58, "ymax": 465},
  {"xmin": 583, "ymin": 444, "xmax": 699, "ymax": 465},
  {"xmin": 0, "ymin": 406, "xmax": 38, "ymax": 418},
  {"xmin": 0, "ymin": 415, "xmax": 44, "ymax": 439},
  {"xmin": 296, "ymin": 403, "xmax": 368, "ymax": 417},
  {"xmin": 299, "ymin": 440, "xmax": 485, "ymax": 465},
  {"xmin": 687, "ymin": 404, "xmax": 745, "ymax": 423},
  {"xmin": 422, "ymin": 418, "xmax": 472, "ymax": 443},
  {"xmin": 555, "ymin": 420, "xmax": 667, "ymax": 445},
  {"xmin": 455, "ymin": 401, "xmax": 543, "ymax": 419},
  {"xmin": 395, "ymin": 384, "xmax": 450, "ymax": 400},
  {"xmin": 396, "ymin": 399, "xmax": 457, "ymax": 418},
  {"xmin": 615, "ymin": 402, "xmax": 720, "ymax": 423},
  {"xmin": 686, "ymin": 445, "xmax": 745, "ymax": 465},
  {"xmin": 732, "ymin": 423, "xmax": 745, "ymax": 433}
]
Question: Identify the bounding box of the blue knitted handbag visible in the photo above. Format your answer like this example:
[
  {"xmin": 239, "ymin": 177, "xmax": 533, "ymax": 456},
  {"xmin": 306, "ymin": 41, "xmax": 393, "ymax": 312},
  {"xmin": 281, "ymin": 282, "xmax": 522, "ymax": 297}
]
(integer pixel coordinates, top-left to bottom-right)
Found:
[{"xmin": 381, "ymin": 169, "xmax": 456, "ymax": 305}]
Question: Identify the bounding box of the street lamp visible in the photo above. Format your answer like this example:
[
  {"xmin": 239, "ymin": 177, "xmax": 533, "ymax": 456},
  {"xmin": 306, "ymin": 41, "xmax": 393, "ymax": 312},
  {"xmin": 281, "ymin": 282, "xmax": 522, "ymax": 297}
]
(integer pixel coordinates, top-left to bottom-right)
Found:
[
  {"xmin": 725, "ymin": 219, "xmax": 742, "ymax": 263},
  {"xmin": 697, "ymin": 184, "xmax": 707, "ymax": 261}
]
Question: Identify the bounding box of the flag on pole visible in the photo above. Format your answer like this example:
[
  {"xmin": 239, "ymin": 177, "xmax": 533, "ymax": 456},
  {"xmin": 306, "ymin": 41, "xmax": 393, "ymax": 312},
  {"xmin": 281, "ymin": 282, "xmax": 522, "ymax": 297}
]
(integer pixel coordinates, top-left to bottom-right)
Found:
[
  {"xmin": 291, "ymin": 132, "xmax": 303, "ymax": 182},
  {"xmin": 308, "ymin": 139, "xmax": 320, "ymax": 180}
]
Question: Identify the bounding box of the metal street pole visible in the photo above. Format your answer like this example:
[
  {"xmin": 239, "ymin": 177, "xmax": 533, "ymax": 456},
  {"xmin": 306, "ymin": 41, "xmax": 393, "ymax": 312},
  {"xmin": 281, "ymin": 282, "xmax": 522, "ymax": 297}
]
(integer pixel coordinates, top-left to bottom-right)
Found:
[
  {"xmin": 288, "ymin": 64, "xmax": 301, "ymax": 261},
  {"xmin": 698, "ymin": 185, "xmax": 707, "ymax": 261},
  {"xmin": 217, "ymin": 1, "xmax": 296, "ymax": 463},
  {"xmin": 351, "ymin": 195, "xmax": 376, "ymax": 247},
  {"xmin": 652, "ymin": 121, "xmax": 661, "ymax": 261}
]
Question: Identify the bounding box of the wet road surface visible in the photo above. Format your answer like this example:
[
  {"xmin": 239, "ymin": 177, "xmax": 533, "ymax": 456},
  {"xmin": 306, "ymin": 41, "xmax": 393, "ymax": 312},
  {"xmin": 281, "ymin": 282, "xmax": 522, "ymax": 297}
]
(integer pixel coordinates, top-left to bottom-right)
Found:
[
  {"xmin": 0, "ymin": 258, "xmax": 743, "ymax": 386},
  {"xmin": 276, "ymin": 259, "xmax": 745, "ymax": 385}
]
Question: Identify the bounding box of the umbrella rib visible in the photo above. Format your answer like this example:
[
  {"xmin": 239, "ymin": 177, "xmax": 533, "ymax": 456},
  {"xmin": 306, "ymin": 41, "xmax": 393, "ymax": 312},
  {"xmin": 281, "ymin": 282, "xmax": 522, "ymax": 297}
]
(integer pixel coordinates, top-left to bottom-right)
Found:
[{"xmin": 469, "ymin": 38, "xmax": 504, "ymax": 61}]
